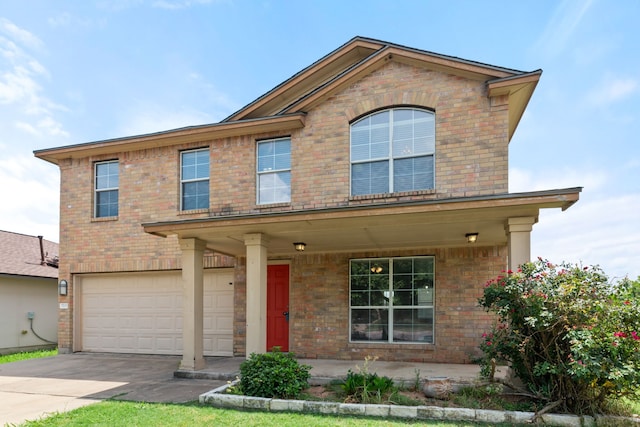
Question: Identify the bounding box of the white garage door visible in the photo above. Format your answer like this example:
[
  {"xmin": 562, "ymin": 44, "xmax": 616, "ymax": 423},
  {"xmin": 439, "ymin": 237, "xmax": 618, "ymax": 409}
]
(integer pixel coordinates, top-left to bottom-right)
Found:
[{"xmin": 78, "ymin": 269, "xmax": 234, "ymax": 356}]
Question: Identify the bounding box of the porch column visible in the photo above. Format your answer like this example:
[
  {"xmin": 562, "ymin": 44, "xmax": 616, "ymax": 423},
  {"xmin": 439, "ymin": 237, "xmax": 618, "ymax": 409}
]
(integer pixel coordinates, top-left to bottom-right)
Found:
[
  {"xmin": 505, "ymin": 217, "xmax": 537, "ymax": 271},
  {"xmin": 244, "ymin": 233, "xmax": 269, "ymax": 357},
  {"xmin": 179, "ymin": 237, "xmax": 207, "ymax": 371}
]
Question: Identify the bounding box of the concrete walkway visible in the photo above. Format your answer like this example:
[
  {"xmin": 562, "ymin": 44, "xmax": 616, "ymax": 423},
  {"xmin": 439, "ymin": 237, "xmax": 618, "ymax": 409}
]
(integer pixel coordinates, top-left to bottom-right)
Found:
[
  {"xmin": 0, "ymin": 353, "xmax": 225, "ymax": 426},
  {"xmin": 178, "ymin": 356, "xmax": 500, "ymax": 385},
  {"xmin": 1, "ymin": 353, "xmax": 497, "ymax": 425}
]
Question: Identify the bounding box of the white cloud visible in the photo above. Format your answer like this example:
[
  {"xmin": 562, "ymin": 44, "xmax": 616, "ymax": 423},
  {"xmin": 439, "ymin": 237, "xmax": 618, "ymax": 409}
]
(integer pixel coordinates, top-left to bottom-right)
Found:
[
  {"xmin": 15, "ymin": 121, "xmax": 40, "ymax": 136},
  {"xmin": 117, "ymin": 103, "xmax": 214, "ymax": 137},
  {"xmin": 509, "ymin": 165, "xmax": 639, "ymax": 279},
  {"xmin": 47, "ymin": 12, "xmax": 105, "ymax": 30},
  {"xmin": 37, "ymin": 116, "xmax": 69, "ymax": 137},
  {"xmin": 509, "ymin": 166, "xmax": 598, "ymax": 193},
  {"xmin": 0, "ymin": 154, "xmax": 60, "ymax": 242},
  {"xmin": 531, "ymin": 0, "xmax": 593, "ymax": 59},
  {"xmin": 585, "ymin": 76, "xmax": 639, "ymax": 106},
  {"xmin": 532, "ymin": 193, "xmax": 640, "ymax": 280},
  {"xmin": 0, "ymin": 18, "xmax": 44, "ymax": 51},
  {"xmin": 0, "ymin": 19, "xmax": 68, "ymax": 140},
  {"xmin": 152, "ymin": 0, "xmax": 217, "ymax": 9}
]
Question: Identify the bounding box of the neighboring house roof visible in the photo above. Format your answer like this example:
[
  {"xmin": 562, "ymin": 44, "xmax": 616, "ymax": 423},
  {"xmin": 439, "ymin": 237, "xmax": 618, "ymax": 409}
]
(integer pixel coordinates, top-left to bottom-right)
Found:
[
  {"xmin": 34, "ymin": 36, "xmax": 540, "ymax": 165},
  {"xmin": 0, "ymin": 230, "xmax": 59, "ymax": 279}
]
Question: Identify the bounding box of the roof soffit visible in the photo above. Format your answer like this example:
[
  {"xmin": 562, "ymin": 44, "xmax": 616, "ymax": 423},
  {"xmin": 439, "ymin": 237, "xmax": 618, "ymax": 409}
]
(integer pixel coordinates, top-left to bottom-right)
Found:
[
  {"xmin": 488, "ymin": 72, "xmax": 542, "ymax": 140},
  {"xmin": 278, "ymin": 46, "xmax": 521, "ymax": 116},
  {"xmin": 142, "ymin": 188, "xmax": 580, "ymax": 257}
]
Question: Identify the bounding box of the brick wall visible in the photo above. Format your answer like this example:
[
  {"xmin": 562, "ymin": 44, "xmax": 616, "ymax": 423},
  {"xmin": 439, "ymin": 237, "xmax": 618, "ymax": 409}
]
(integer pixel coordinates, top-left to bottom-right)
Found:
[
  {"xmin": 55, "ymin": 59, "xmax": 509, "ymax": 353},
  {"xmin": 233, "ymin": 246, "xmax": 505, "ymax": 363}
]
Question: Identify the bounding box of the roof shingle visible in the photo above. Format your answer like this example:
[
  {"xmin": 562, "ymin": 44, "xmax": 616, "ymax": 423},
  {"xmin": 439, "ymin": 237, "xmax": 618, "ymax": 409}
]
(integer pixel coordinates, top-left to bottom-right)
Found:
[{"xmin": 0, "ymin": 230, "xmax": 59, "ymax": 279}]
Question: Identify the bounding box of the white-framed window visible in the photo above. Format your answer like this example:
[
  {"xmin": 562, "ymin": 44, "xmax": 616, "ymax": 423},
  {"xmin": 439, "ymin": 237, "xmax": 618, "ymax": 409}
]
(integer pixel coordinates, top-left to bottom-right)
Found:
[
  {"xmin": 257, "ymin": 137, "xmax": 291, "ymax": 204},
  {"xmin": 350, "ymin": 108, "xmax": 435, "ymax": 196},
  {"xmin": 180, "ymin": 148, "xmax": 209, "ymax": 210},
  {"xmin": 350, "ymin": 256, "xmax": 435, "ymax": 344},
  {"xmin": 94, "ymin": 160, "xmax": 119, "ymax": 218}
]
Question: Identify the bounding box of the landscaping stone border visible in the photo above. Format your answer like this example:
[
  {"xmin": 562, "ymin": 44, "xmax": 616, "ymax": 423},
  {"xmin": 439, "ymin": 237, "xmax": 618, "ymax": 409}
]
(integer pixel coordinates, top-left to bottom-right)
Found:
[{"xmin": 199, "ymin": 383, "xmax": 640, "ymax": 426}]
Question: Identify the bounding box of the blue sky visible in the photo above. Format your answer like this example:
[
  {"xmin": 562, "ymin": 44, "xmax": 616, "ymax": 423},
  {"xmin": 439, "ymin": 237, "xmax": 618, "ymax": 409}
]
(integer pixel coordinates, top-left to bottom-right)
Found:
[{"xmin": 1, "ymin": 0, "xmax": 638, "ymax": 279}]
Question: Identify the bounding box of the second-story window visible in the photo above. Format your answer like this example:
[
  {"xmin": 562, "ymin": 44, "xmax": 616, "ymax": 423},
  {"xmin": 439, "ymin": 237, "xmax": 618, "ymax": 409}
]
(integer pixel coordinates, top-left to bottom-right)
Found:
[
  {"xmin": 181, "ymin": 148, "xmax": 209, "ymax": 210},
  {"xmin": 95, "ymin": 160, "xmax": 119, "ymax": 218},
  {"xmin": 257, "ymin": 137, "xmax": 291, "ymax": 204},
  {"xmin": 350, "ymin": 108, "xmax": 435, "ymax": 196}
]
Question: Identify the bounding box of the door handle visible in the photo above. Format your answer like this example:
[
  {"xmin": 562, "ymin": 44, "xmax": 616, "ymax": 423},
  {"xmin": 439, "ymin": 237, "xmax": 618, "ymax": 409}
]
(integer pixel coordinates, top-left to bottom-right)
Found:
[{"xmin": 283, "ymin": 311, "xmax": 289, "ymax": 322}]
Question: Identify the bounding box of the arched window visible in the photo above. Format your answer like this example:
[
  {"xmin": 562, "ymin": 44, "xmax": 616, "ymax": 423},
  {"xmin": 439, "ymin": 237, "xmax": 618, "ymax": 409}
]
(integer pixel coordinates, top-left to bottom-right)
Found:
[{"xmin": 350, "ymin": 108, "xmax": 435, "ymax": 196}]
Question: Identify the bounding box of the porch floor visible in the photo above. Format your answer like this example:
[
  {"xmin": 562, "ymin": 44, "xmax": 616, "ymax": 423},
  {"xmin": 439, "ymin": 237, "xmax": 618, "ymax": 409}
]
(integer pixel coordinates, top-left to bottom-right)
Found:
[{"xmin": 175, "ymin": 357, "xmax": 507, "ymax": 385}]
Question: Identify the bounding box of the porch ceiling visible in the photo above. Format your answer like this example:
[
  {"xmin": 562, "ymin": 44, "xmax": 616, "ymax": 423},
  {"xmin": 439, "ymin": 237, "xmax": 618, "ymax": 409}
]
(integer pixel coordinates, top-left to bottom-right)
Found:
[{"xmin": 143, "ymin": 188, "xmax": 581, "ymax": 257}]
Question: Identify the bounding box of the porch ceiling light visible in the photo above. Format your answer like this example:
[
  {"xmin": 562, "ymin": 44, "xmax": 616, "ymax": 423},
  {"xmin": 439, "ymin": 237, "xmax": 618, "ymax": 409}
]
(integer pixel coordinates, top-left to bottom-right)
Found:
[
  {"xmin": 293, "ymin": 242, "xmax": 306, "ymax": 252},
  {"xmin": 466, "ymin": 233, "xmax": 479, "ymax": 243}
]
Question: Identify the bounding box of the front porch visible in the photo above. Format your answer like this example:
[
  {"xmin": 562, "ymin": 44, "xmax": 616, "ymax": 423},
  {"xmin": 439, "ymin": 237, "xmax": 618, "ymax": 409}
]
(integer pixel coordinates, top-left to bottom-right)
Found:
[{"xmin": 143, "ymin": 188, "xmax": 581, "ymax": 371}]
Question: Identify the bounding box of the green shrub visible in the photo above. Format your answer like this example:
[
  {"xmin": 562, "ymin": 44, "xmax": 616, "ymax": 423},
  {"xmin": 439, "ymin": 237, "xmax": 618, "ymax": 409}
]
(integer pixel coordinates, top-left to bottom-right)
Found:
[
  {"xmin": 341, "ymin": 356, "xmax": 395, "ymax": 404},
  {"xmin": 478, "ymin": 259, "xmax": 640, "ymax": 415},
  {"xmin": 239, "ymin": 349, "xmax": 311, "ymax": 399}
]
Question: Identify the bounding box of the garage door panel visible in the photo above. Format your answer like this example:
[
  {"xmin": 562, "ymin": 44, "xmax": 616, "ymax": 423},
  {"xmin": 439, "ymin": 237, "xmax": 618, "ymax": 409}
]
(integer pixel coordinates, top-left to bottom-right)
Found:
[{"xmin": 80, "ymin": 270, "xmax": 233, "ymax": 356}]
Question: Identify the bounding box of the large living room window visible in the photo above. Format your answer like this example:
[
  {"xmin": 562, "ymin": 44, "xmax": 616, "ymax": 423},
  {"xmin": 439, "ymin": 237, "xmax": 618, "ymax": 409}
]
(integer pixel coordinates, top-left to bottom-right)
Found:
[
  {"xmin": 94, "ymin": 160, "xmax": 119, "ymax": 218},
  {"xmin": 257, "ymin": 137, "xmax": 291, "ymax": 204},
  {"xmin": 350, "ymin": 256, "xmax": 435, "ymax": 344},
  {"xmin": 350, "ymin": 108, "xmax": 435, "ymax": 196},
  {"xmin": 181, "ymin": 148, "xmax": 210, "ymax": 210}
]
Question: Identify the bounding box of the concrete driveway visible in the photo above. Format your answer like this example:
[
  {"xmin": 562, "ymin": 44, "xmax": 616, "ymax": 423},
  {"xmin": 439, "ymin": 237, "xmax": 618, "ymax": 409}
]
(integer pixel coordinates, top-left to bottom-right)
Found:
[{"xmin": 0, "ymin": 353, "xmax": 226, "ymax": 426}]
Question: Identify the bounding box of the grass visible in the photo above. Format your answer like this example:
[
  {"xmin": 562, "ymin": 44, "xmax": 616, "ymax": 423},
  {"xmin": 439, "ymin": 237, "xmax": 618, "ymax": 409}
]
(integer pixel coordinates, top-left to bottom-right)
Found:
[
  {"xmin": 17, "ymin": 401, "xmax": 522, "ymax": 427},
  {"xmin": 0, "ymin": 348, "xmax": 57, "ymax": 365},
  {"xmin": 4, "ymin": 350, "xmax": 637, "ymax": 426}
]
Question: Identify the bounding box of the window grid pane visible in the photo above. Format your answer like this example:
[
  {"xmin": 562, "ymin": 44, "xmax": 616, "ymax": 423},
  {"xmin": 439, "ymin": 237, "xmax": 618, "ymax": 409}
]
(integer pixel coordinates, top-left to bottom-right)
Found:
[
  {"xmin": 351, "ymin": 108, "xmax": 435, "ymax": 195},
  {"xmin": 257, "ymin": 138, "xmax": 291, "ymax": 204},
  {"xmin": 350, "ymin": 256, "xmax": 434, "ymax": 344},
  {"xmin": 181, "ymin": 149, "xmax": 209, "ymax": 210},
  {"xmin": 95, "ymin": 161, "xmax": 119, "ymax": 218}
]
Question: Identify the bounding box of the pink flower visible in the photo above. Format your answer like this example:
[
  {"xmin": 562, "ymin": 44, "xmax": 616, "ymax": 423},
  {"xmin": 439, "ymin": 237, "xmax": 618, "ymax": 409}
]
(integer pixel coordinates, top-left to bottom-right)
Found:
[
  {"xmin": 486, "ymin": 341, "xmax": 492, "ymax": 346},
  {"xmin": 482, "ymin": 333, "xmax": 488, "ymax": 338},
  {"xmin": 624, "ymin": 300, "xmax": 631, "ymax": 305},
  {"xmin": 632, "ymin": 331, "xmax": 639, "ymax": 341},
  {"xmin": 612, "ymin": 342, "xmax": 618, "ymax": 347},
  {"xmin": 614, "ymin": 332, "xmax": 627, "ymax": 338}
]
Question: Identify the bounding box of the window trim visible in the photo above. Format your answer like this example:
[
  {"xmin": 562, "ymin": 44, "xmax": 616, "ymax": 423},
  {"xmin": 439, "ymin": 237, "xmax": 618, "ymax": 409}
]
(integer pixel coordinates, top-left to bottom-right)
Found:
[
  {"xmin": 94, "ymin": 159, "xmax": 119, "ymax": 218},
  {"xmin": 180, "ymin": 147, "xmax": 210, "ymax": 211},
  {"xmin": 256, "ymin": 136, "xmax": 292, "ymax": 205},
  {"xmin": 350, "ymin": 107, "xmax": 435, "ymax": 196},
  {"xmin": 349, "ymin": 256, "xmax": 435, "ymax": 345}
]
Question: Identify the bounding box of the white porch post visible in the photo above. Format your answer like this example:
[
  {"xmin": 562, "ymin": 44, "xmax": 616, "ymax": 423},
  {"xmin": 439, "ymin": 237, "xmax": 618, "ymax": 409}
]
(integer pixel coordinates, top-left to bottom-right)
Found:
[
  {"xmin": 244, "ymin": 233, "xmax": 269, "ymax": 357},
  {"xmin": 505, "ymin": 217, "xmax": 537, "ymax": 271},
  {"xmin": 179, "ymin": 237, "xmax": 206, "ymax": 371}
]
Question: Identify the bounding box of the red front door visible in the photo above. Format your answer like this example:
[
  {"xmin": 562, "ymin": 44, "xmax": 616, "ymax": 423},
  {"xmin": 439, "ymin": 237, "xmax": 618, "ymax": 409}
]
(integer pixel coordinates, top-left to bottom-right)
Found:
[{"xmin": 267, "ymin": 264, "xmax": 290, "ymax": 352}]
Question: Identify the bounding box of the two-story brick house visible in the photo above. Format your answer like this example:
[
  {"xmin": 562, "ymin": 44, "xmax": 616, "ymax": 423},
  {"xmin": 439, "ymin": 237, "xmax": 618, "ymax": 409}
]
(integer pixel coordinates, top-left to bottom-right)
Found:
[{"xmin": 35, "ymin": 37, "xmax": 580, "ymax": 371}]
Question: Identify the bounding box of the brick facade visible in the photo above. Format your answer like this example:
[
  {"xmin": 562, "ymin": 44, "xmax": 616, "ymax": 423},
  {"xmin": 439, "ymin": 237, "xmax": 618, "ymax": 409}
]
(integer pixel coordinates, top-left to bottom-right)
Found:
[
  {"xmin": 232, "ymin": 246, "xmax": 503, "ymax": 363},
  {"xmin": 46, "ymin": 39, "xmax": 531, "ymax": 361}
]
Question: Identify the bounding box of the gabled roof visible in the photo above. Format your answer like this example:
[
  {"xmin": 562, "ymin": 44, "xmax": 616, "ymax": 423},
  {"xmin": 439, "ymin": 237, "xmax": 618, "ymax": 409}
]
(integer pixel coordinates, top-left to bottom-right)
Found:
[
  {"xmin": 35, "ymin": 36, "xmax": 540, "ymax": 165},
  {"xmin": 223, "ymin": 37, "xmax": 540, "ymax": 122},
  {"xmin": 0, "ymin": 230, "xmax": 59, "ymax": 279},
  {"xmin": 224, "ymin": 36, "xmax": 541, "ymax": 139}
]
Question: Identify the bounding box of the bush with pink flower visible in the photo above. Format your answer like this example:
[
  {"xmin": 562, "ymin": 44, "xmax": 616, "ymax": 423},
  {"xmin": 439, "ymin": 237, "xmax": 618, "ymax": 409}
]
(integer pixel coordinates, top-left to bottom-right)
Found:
[{"xmin": 478, "ymin": 258, "xmax": 640, "ymax": 415}]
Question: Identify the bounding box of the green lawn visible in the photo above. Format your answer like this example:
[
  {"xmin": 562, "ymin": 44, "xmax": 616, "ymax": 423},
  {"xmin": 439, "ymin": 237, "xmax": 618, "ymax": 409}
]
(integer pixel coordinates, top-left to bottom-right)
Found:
[
  {"xmin": 0, "ymin": 348, "xmax": 57, "ymax": 364},
  {"xmin": 4, "ymin": 349, "xmax": 637, "ymax": 426},
  {"xmin": 18, "ymin": 401, "xmax": 520, "ymax": 427}
]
